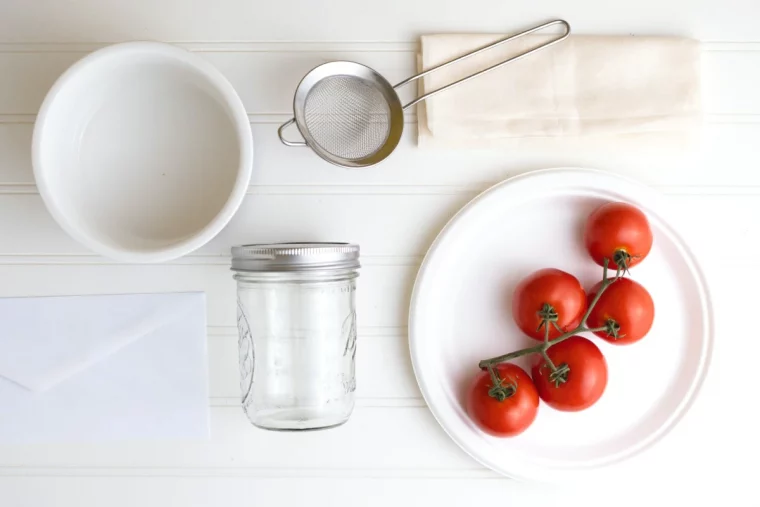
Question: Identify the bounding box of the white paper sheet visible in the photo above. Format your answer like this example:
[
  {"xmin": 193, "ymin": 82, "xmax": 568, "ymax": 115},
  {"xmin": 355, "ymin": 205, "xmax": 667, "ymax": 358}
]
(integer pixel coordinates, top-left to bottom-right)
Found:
[{"xmin": 0, "ymin": 292, "xmax": 210, "ymax": 443}]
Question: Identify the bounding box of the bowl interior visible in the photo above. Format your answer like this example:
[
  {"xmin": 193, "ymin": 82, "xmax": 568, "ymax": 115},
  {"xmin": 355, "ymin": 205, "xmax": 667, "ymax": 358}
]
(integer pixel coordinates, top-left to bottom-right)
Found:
[{"xmin": 36, "ymin": 45, "xmax": 247, "ymax": 257}]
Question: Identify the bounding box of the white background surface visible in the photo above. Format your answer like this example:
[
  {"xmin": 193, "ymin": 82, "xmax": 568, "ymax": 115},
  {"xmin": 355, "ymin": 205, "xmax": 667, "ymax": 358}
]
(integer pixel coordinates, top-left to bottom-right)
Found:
[{"xmin": 0, "ymin": 1, "xmax": 755, "ymax": 505}]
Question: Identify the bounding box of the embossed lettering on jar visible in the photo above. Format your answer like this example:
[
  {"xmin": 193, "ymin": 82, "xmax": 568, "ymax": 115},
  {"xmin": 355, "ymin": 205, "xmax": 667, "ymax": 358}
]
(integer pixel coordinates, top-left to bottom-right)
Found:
[{"xmin": 231, "ymin": 243, "xmax": 360, "ymax": 431}]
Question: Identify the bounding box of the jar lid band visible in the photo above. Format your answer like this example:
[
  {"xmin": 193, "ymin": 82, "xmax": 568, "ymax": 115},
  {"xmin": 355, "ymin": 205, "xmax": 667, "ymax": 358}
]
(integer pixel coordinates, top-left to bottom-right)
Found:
[{"xmin": 231, "ymin": 242, "xmax": 360, "ymax": 272}]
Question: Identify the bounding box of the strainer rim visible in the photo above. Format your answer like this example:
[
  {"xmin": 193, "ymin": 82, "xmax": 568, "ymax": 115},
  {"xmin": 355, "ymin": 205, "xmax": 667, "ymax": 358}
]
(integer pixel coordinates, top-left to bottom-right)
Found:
[{"xmin": 291, "ymin": 61, "xmax": 404, "ymax": 168}]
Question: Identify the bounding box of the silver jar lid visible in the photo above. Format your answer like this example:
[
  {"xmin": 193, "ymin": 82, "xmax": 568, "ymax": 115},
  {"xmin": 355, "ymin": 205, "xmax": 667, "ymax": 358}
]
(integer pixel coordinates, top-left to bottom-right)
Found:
[{"xmin": 231, "ymin": 243, "xmax": 360, "ymax": 272}]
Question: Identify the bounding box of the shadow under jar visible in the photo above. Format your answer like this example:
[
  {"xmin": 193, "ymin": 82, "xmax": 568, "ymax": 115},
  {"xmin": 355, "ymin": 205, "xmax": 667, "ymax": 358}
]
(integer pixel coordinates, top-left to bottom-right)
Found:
[{"xmin": 231, "ymin": 243, "xmax": 360, "ymax": 431}]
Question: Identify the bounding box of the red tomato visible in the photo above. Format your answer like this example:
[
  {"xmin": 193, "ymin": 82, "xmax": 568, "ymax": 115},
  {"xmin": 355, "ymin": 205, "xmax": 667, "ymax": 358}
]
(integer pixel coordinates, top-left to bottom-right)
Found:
[
  {"xmin": 586, "ymin": 277, "xmax": 655, "ymax": 345},
  {"xmin": 584, "ymin": 202, "xmax": 653, "ymax": 271},
  {"xmin": 467, "ymin": 363, "xmax": 539, "ymax": 437},
  {"xmin": 531, "ymin": 336, "xmax": 607, "ymax": 412},
  {"xmin": 512, "ymin": 269, "xmax": 587, "ymax": 341}
]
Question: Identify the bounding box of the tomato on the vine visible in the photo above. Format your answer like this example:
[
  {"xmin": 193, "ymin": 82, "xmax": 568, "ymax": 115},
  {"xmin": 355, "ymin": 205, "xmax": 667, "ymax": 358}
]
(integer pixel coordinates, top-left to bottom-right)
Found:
[
  {"xmin": 531, "ymin": 336, "xmax": 607, "ymax": 412},
  {"xmin": 586, "ymin": 277, "xmax": 654, "ymax": 345},
  {"xmin": 512, "ymin": 268, "xmax": 586, "ymax": 341},
  {"xmin": 467, "ymin": 363, "xmax": 539, "ymax": 437},
  {"xmin": 584, "ymin": 202, "xmax": 653, "ymax": 271}
]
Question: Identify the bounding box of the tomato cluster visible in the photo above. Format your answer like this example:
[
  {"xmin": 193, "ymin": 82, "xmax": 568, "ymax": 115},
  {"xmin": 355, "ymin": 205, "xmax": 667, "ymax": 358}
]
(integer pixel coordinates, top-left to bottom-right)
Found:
[{"xmin": 467, "ymin": 202, "xmax": 655, "ymax": 437}]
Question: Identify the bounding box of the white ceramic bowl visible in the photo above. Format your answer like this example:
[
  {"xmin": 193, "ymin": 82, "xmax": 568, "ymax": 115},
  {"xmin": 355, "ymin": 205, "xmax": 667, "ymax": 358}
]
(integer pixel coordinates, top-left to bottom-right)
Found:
[{"xmin": 33, "ymin": 42, "xmax": 253, "ymax": 262}]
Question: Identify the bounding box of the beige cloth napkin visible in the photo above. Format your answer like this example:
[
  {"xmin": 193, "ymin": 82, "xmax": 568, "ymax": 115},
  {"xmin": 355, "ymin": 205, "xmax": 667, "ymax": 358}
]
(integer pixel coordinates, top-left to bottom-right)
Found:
[{"xmin": 417, "ymin": 35, "xmax": 701, "ymax": 149}]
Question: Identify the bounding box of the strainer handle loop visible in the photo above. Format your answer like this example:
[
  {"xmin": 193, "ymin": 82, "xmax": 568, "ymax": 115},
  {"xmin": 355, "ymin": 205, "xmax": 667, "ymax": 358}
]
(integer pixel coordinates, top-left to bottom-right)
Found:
[
  {"xmin": 278, "ymin": 118, "xmax": 307, "ymax": 147},
  {"xmin": 395, "ymin": 19, "xmax": 571, "ymax": 110}
]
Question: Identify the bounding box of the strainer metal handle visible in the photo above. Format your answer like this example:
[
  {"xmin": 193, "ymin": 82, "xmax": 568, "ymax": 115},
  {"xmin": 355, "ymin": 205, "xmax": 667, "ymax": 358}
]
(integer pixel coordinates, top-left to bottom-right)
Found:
[
  {"xmin": 276, "ymin": 19, "xmax": 571, "ymax": 166},
  {"xmin": 394, "ymin": 19, "xmax": 571, "ymax": 110},
  {"xmin": 277, "ymin": 117, "xmax": 307, "ymax": 147}
]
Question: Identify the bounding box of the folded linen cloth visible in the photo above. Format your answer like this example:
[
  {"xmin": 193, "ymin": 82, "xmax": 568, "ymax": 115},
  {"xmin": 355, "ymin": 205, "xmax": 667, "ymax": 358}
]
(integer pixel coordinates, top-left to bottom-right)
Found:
[{"xmin": 417, "ymin": 35, "xmax": 701, "ymax": 148}]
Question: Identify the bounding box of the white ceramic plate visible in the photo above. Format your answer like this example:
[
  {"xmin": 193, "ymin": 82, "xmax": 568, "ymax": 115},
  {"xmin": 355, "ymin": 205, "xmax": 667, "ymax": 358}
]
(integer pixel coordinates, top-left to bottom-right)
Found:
[
  {"xmin": 409, "ymin": 168, "xmax": 712, "ymax": 482},
  {"xmin": 33, "ymin": 42, "xmax": 253, "ymax": 262}
]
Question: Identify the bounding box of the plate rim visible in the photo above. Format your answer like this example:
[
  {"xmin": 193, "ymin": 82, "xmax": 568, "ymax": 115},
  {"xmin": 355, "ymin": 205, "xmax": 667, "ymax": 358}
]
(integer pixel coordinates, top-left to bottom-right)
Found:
[{"xmin": 408, "ymin": 167, "xmax": 714, "ymax": 482}]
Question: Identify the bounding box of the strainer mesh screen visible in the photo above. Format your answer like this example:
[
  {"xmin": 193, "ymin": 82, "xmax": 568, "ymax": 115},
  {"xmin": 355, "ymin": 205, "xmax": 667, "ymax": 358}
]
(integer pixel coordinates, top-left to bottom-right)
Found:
[{"xmin": 303, "ymin": 75, "xmax": 391, "ymax": 161}]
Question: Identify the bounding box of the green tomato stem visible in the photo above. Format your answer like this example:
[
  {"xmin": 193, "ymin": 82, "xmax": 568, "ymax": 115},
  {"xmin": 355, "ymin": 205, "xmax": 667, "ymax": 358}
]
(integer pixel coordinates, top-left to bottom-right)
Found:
[
  {"xmin": 487, "ymin": 364, "xmax": 501, "ymax": 386},
  {"xmin": 540, "ymin": 349, "xmax": 558, "ymax": 373},
  {"xmin": 485, "ymin": 364, "xmax": 517, "ymax": 401},
  {"xmin": 579, "ymin": 259, "xmax": 616, "ymax": 328},
  {"xmin": 540, "ymin": 322, "xmax": 558, "ymax": 373}
]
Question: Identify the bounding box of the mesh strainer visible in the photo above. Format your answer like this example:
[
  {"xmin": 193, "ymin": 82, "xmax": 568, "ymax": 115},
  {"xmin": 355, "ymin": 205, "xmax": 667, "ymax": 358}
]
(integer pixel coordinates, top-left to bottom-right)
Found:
[{"xmin": 278, "ymin": 20, "xmax": 570, "ymax": 168}]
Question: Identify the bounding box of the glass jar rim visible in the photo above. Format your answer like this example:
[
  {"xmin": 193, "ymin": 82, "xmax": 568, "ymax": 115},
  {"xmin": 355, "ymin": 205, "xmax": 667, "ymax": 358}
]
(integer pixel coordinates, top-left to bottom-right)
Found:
[{"xmin": 233, "ymin": 269, "xmax": 359, "ymax": 283}]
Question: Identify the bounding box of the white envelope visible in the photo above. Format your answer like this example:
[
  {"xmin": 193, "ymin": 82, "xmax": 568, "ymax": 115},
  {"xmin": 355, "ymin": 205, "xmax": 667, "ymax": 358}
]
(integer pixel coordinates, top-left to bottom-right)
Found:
[{"xmin": 0, "ymin": 292, "xmax": 210, "ymax": 443}]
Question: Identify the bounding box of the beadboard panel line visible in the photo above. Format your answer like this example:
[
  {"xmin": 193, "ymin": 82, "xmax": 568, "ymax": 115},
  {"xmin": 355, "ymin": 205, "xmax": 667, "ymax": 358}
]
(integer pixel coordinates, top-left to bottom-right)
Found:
[
  {"xmin": 0, "ymin": 40, "xmax": 757, "ymax": 53},
  {"xmin": 207, "ymin": 325, "xmax": 407, "ymax": 337},
  {"xmin": 210, "ymin": 397, "xmax": 425, "ymax": 408},
  {"xmin": 0, "ymin": 254, "xmax": 423, "ymax": 266},
  {"xmin": 0, "ymin": 466, "xmax": 493, "ymax": 479},
  {"xmin": 2, "ymin": 183, "xmax": 760, "ymax": 197},
  {"xmin": 2, "ymin": 113, "xmax": 760, "ymax": 125}
]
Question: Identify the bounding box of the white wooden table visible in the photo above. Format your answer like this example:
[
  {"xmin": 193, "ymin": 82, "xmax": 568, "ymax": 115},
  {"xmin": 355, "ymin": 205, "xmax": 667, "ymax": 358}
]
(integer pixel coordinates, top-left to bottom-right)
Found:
[{"xmin": 0, "ymin": 1, "xmax": 756, "ymax": 505}]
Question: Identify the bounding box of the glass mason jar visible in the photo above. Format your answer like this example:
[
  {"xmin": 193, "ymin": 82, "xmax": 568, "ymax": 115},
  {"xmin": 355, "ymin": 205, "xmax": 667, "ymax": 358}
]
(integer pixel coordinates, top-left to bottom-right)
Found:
[{"xmin": 231, "ymin": 243, "xmax": 360, "ymax": 431}]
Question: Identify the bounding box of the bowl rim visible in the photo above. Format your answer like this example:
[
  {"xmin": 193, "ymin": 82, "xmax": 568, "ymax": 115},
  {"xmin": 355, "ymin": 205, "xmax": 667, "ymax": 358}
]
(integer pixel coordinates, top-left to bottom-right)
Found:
[{"xmin": 32, "ymin": 41, "xmax": 254, "ymax": 263}]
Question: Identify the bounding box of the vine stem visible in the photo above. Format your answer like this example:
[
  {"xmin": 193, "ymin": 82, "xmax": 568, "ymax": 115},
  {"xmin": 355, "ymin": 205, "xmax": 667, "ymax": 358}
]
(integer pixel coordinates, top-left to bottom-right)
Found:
[
  {"xmin": 478, "ymin": 259, "xmax": 618, "ymax": 370},
  {"xmin": 580, "ymin": 259, "xmax": 616, "ymax": 328},
  {"xmin": 542, "ymin": 319, "xmax": 558, "ymax": 373},
  {"xmin": 487, "ymin": 364, "xmax": 501, "ymax": 386}
]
